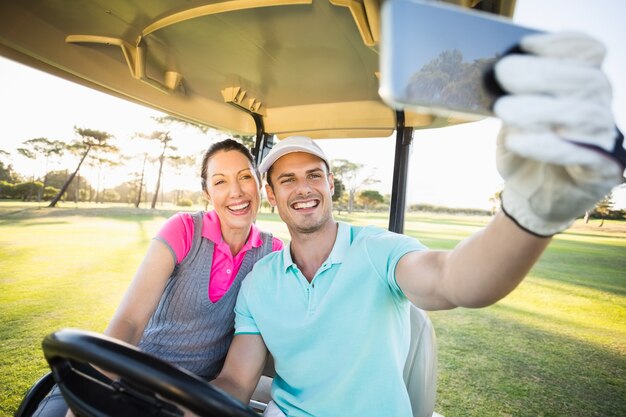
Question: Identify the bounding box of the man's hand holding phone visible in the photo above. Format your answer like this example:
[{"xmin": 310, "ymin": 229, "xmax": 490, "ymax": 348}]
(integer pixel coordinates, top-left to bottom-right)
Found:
[
  {"xmin": 494, "ymin": 32, "xmax": 625, "ymax": 236},
  {"xmin": 379, "ymin": 1, "xmax": 625, "ymax": 236}
]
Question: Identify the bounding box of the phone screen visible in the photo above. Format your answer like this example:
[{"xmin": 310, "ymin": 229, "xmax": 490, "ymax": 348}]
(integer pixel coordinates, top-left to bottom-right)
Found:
[{"xmin": 379, "ymin": 0, "xmax": 540, "ymax": 119}]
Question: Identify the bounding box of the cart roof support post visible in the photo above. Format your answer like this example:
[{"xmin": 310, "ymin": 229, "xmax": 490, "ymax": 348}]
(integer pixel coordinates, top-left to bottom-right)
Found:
[{"xmin": 389, "ymin": 111, "xmax": 413, "ymax": 234}]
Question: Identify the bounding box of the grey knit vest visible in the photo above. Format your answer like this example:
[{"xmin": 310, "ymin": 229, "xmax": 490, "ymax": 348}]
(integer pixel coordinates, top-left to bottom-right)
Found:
[{"xmin": 138, "ymin": 211, "xmax": 274, "ymax": 379}]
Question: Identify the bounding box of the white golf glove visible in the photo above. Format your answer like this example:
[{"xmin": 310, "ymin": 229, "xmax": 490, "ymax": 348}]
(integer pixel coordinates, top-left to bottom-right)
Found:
[{"xmin": 493, "ymin": 32, "xmax": 625, "ymax": 237}]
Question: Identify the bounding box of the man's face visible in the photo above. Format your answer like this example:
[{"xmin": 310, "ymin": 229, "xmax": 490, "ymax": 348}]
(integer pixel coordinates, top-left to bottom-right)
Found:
[{"xmin": 266, "ymin": 152, "xmax": 334, "ymax": 235}]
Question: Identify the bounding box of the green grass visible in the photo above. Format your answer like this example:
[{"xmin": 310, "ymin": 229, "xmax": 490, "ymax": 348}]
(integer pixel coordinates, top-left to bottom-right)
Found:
[{"xmin": 0, "ymin": 204, "xmax": 624, "ymax": 417}]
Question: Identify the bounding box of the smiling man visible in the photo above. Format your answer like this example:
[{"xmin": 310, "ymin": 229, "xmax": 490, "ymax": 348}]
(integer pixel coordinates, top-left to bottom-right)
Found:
[
  {"xmin": 212, "ymin": 135, "xmax": 552, "ymax": 417},
  {"xmin": 210, "ymin": 32, "xmax": 625, "ymax": 417}
]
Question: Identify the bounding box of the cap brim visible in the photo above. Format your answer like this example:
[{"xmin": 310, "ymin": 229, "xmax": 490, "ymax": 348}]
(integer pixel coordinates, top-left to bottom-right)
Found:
[{"xmin": 259, "ymin": 146, "xmax": 329, "ymax": 174}]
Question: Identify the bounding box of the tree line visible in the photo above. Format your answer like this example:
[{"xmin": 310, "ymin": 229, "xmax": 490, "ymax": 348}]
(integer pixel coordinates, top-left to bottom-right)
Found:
[
  {"xmin": 0, "ymin": 116, "xmax": 210, "ymax": 208},
  {"xmin": 2, "ymin": 120, "xmax": 623, "ymax": 219},
  {"xmin": 0, "ymin": 117, "xmax": 389, "ymax": 212}
]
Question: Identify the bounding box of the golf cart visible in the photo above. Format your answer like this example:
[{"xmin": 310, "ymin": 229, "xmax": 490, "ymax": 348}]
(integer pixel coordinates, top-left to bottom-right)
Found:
[{"xmin": 0, "ymin": 0, "xmax": 518, "ymax": 415}]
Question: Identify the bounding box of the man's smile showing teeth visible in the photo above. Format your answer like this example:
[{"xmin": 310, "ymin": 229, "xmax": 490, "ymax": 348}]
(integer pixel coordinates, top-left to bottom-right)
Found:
[
  {"xmin": 292, "ymin": 200, "xmax": 319, "ymax": 210},
  {"xmin": 228, "ymin": 202, "xmax": 250, "ymax": 212}
]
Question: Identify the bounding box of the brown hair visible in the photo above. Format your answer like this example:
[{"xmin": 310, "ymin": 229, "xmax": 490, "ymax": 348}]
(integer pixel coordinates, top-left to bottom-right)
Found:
[{"xmin": 200, "ymin": 139, "xmax": 258, "ymax": 192}]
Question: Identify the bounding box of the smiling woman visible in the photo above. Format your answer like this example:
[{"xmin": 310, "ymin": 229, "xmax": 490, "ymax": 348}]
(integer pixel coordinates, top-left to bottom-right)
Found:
[{"xmin": 200, "ymin": 140, "xmax": 262, "ymax": 253}]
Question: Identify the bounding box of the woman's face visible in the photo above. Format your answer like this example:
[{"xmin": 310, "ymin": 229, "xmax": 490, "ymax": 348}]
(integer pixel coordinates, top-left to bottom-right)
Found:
[{"xmin": 204, "ymin": 150, "xmax": 260, "ymax": 233}]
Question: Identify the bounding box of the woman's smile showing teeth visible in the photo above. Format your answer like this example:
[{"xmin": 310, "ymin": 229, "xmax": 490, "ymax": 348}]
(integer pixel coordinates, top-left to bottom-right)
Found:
[
  {"xmin": 228, "ymin": 202, "xmax": 250, "ymax": 213},
  {"xmin": 292, "ymin": 200, "xmax": 319, "ymax": 210}
]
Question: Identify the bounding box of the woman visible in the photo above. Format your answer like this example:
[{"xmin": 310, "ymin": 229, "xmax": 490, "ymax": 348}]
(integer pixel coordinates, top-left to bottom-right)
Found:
[{"xmin": 33, "ymin": 138, "xmax": 283, "ymax": 416}]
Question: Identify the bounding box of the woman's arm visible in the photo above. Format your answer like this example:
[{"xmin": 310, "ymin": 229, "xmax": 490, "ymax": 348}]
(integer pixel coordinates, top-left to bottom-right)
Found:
[
  {"xmin": 63, "ymin": 240, "xmax": 177, "ymax": 417},
  {"xmin": 104, "ymin": 239, "xmax": 176, "ymax": 344}
]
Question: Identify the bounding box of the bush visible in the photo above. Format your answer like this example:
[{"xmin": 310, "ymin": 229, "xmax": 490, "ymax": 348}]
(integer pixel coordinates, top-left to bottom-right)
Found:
[
  {"xmin": 103, "ymin": 190, "xmax": 121, "ymax": 202},
  {"xmin": 14, "ymin": 181, "xmax": 43, "ymax": 201},
  {"xmin": 43, "ymin": 186, "xmax": 60, "ymax": 201},
  {"xmin": 589, "ymin": 208, "xmax": 626, "ymax": 220},
  {"xmin": 0, "ymin": 180, "xmax": 16, "ymax": 198},
  {"xmin": 408, "ymin": 203, "xmax": 491, "ymax": 216},
  {"xmin": 196, "ymin": 194, "xmax": 209, "ymax": 208},
  {"xmin": 176, "ymin": 198, "xmax": 193, "ymax": 207}
]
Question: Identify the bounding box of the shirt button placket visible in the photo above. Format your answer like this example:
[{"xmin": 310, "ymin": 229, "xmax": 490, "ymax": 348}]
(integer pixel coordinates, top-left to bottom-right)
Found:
[{"xmin": 306, "ymin": 286, "xmax": 313, "ymax": 315}]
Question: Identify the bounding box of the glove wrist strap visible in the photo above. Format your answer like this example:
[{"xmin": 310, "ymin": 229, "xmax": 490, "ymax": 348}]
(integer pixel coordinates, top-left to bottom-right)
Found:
[{"xmin": 501, "ymin": 188, "xmax": 574, "ymax": 238}]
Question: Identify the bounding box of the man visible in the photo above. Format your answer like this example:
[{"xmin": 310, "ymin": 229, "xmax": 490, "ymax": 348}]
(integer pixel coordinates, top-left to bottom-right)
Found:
[{"xmin": 212, "ymin": 32, "xmax": 625, "ymax": 417}]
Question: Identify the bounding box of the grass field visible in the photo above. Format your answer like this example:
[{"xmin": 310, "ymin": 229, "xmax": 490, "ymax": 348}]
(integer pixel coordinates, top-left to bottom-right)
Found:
[{"xmin": 1, "ymin": 202, "xmax": 624, "ymax": 417}]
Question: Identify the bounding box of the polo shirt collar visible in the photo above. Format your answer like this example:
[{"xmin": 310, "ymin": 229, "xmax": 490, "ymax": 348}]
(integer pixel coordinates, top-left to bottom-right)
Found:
[
  {"xmin": 282, "ymin": 221, "xmax": 350, "ymax": 272},
  {"xmin": 203, "ymin": 210, "xmax": 263, "ymax": 253}
]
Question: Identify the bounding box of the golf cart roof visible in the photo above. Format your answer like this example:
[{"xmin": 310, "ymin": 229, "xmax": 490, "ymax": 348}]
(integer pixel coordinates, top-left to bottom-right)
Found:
[{"xmin": 0, "ymin": 0, "xmax": 516, "ymax": 139}]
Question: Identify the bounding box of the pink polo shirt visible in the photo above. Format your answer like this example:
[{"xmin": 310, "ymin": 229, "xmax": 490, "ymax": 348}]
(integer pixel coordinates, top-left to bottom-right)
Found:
[{"xmin": 156, "ymin": 210, "xmax": 283, "ymax": 302}]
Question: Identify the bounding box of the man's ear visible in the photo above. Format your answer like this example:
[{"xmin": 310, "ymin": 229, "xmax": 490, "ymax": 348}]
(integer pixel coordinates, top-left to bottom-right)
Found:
[
  {"xmin": 328, "ymin": 172, "xmax": 335, "ymax": 196},
  {"xmin": 265, "ymin": 183, "xmax": 277, "ymax": 207}
]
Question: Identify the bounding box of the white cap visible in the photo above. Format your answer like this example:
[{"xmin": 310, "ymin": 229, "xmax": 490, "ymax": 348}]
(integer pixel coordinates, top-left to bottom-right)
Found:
[{"xmin": 259, "ymin": 136, "xmax": 330, "ymax": 174}]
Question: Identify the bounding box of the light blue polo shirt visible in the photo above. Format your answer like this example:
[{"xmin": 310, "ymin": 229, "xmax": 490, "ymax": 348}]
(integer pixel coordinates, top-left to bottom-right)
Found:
[{"xmin": 235, "ymin": 222, "xmax": 427, "ymax": 417}]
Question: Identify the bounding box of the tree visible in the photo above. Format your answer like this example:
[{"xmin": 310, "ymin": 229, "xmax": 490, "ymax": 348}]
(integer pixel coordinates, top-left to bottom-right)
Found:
[
  {"xmin": 112, "ymin": 180, "xmax": 140, "ymax": 205},
  {"xmin": 134, "ymin": 153, "xmax": 148, "ymax": 208},
  {"xmin": 488, "ymin": 187, "xmax": 503, "ymax": 215},
  {"xmin": 358, "ymin": 189, "xmax": 384, "ymax": 212},
  {"xmin": 16, "ymin": 138, "xmax": 65, "ymax": 201},
  {"xmin": 45, "ymin": 170, "xmax": 95, "ymax": 202},
  {"xmin": 168, "ymin": 155, "xmax": 197, "ymax": 204},
  {"xmin": 48, "ymin": 127, "xmax": 115, "ymax": 207},
  {"xmin": 0, "ymin": 150, "xmax": 21, "ymax": 183},
  {"xmin": 331, "ymin": 159, "xmax": 379, "ymax": 213},
  {"xmin": 593, "ymin": 192, "xmax": 614, "ymax": 227},
  {"xmin": 136, "ymin": 131, "xmax": 177, "ymax": 209},
  {"xmin": 406, "ymin": 49, "xmax": 496, "ymax": 112},
  {"xmin": 332, "ymin": 177, "xmax": 345, "ymax": 202},
  {"xmin": 87, "ymin": 153, "xmax": 121, "ymax": 203},
  {"xmin": 331, "ymin": 177, "xmax": 347, "ymax": 214}
]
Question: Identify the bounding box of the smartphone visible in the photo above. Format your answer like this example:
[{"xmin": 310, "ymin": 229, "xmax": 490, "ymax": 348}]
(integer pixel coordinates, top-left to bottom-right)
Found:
[{"xmin": 379, "ymin": 0, "xmax": 541, "ymax": 119}]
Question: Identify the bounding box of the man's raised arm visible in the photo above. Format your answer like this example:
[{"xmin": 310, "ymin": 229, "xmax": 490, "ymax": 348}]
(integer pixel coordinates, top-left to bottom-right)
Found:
[{"xmin": 397, "ymin": 32, "xmax": 624, "ymax": 311}]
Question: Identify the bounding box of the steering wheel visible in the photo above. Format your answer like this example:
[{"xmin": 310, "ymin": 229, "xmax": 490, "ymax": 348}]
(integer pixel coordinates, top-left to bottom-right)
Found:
[{"xmin": 42, "ymin": 328, "xmax": 260, "ymax": 417}]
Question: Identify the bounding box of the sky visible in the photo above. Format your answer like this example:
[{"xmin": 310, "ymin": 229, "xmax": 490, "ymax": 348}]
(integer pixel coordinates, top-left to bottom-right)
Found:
[{"xmin": 1, "ymin": 0, "xmax": 625, "ymax": 210}]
